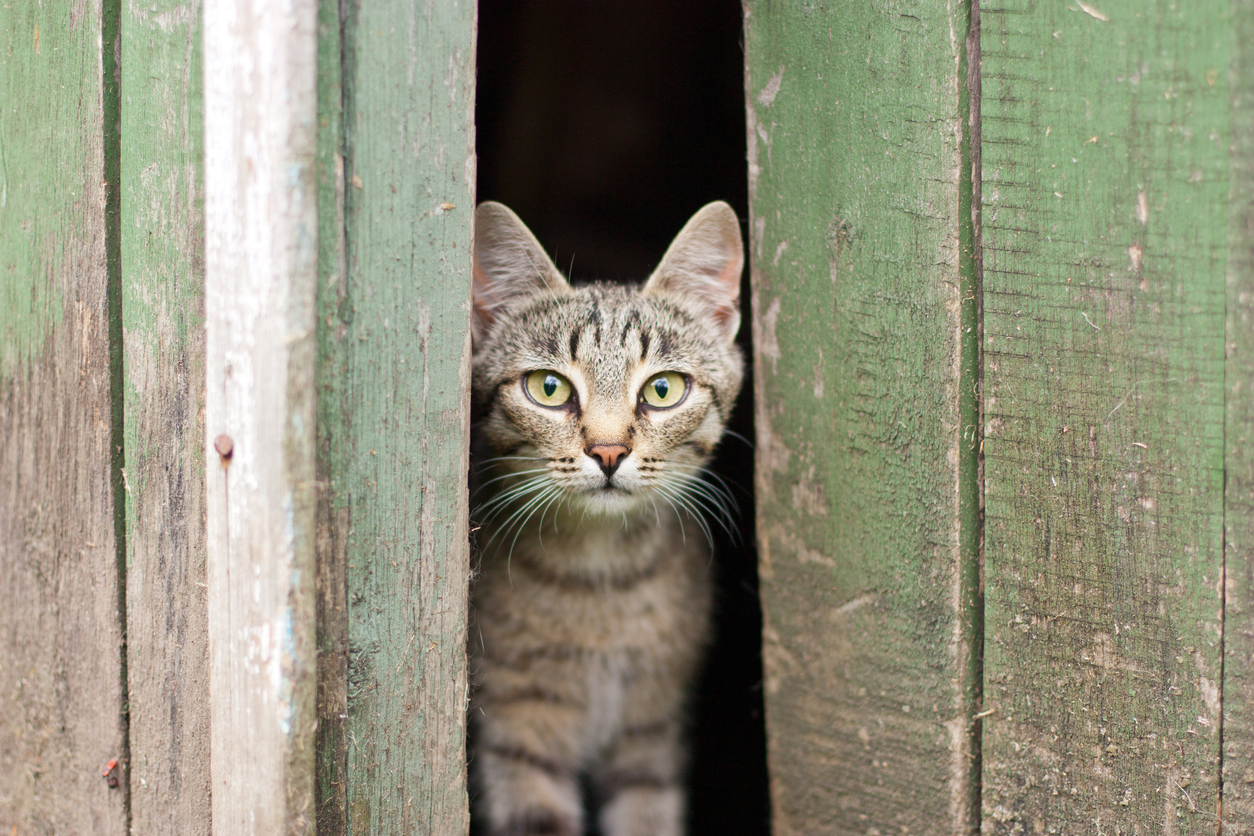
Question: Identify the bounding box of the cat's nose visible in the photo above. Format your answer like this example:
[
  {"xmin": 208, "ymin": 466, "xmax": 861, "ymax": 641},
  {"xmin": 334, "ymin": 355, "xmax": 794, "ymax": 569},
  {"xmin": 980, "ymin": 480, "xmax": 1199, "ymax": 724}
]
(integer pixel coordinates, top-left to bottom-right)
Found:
[{"xmin": 586, "ymin": 443, "xmax": 630, "ymax": 476}]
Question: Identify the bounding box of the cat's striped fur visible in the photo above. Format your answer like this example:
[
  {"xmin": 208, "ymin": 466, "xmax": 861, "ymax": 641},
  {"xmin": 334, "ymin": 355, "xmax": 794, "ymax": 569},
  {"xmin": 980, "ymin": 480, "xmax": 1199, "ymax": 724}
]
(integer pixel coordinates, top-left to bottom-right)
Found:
[{"xmin": 468, "ymin": 201, "xmax": 744, "ymax": 836}]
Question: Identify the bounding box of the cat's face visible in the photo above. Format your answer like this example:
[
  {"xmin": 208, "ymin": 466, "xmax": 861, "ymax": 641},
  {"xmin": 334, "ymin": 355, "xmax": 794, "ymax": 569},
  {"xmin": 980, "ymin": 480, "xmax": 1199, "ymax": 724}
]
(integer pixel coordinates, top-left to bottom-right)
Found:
[{"xmin": 471, "ymin": 202, "xmax": 744, "ymax": 519}]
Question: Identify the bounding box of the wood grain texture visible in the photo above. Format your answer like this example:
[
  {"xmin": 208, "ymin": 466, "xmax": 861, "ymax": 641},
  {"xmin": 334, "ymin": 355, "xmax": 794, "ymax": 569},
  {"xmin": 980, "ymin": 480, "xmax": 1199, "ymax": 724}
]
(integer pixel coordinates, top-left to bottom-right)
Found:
[
  {"xmin": 315, "ymin": 0, "xmax": 475, "ymax": 832},
  {"xmin": 0, "ymin": 0, "xmax": 128, "ymax": 830},
  {"xmin": 120, "ymin": 1, "xmax": 211, "ymax": 832},
  {"xmin": 744, "ymin": 3, "xmax": 978, "ymax": 832},
  {"xmin": 315, "ymin": 0, "xmax": 349, "ymax": 827},
  {"xmin": 203, "ymin": 0, "xmax": 319, "ymax": 831},
  {"xmin": 1220, "ymin": 0, "xmax": 1254, "ymax": 826},
  {"xmin": 980, "ymin": 2, "xmax": 1229, "ymax": 831}
]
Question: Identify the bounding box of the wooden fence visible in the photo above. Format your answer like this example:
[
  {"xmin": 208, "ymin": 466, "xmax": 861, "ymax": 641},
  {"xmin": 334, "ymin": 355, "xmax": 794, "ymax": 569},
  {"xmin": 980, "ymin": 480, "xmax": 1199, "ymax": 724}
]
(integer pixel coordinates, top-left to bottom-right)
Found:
[
  {"xmin": 0, "ymin": 0, "xmax": 1251, "ymax": 834},
  {"xmin": 748, "ymin": 0, "xmax": 1254, "ymax": 832}
]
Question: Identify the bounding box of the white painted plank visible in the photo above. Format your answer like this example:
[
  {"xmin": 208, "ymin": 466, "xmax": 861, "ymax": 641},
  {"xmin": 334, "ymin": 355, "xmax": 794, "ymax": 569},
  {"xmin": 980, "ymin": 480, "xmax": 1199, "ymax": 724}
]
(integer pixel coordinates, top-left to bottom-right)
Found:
[{"xmin": 203, "ymin": 0, "xmax": 319, "ymax": 830}]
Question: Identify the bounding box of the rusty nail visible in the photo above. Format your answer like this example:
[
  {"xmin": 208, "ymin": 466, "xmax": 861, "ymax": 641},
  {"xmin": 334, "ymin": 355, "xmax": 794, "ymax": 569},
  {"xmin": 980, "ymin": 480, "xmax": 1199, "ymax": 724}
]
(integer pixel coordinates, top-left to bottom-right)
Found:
[
  {"xmin": 214, "ymin": 434, "xmax": 234, "ymax": 461},
  {"xmin": 102, "ymin": 757, "xmax": 119, "ymax": 789}
]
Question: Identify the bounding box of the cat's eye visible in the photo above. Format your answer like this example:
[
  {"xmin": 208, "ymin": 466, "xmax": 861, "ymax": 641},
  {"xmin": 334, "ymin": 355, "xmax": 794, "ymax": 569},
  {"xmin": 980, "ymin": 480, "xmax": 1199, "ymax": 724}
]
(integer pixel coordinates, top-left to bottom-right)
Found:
[
  {"xmin": 640, "ymin": 372, "xmax": 688, "ymax": 409},
  {"xmin": 523, "ymin": 370, "xmax": 574, "ymax": 407}
]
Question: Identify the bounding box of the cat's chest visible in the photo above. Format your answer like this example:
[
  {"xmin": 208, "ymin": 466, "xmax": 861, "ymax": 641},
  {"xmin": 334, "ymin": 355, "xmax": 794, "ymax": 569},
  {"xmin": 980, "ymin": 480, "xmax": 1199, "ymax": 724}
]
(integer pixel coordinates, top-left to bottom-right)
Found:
[
  {"xmin": 478, "ymin": 554, "xmax": 701, "ymax": 648},
  {"xmin": 473, "ymin": 530, "xmax": 710, "ymax": 659}
]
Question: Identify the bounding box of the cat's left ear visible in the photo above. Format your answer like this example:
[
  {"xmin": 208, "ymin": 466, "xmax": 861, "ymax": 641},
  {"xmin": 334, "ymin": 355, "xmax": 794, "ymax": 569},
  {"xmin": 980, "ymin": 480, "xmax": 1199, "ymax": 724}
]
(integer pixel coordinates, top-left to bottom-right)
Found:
[
  {"xmin": 472, "ymin": 201, "xmax": 571, "ymax": 347},
  {"xmin": 642, "ymin": 201, "xmax": 744, "ymax": 343}
]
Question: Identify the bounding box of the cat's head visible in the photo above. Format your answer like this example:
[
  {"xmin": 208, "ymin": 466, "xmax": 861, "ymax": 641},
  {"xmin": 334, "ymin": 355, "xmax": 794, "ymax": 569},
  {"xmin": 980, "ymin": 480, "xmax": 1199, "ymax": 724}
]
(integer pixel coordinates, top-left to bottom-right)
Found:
[{"xmin": 470, "ymin": 201, "xmax": 744, "ymax": 520}]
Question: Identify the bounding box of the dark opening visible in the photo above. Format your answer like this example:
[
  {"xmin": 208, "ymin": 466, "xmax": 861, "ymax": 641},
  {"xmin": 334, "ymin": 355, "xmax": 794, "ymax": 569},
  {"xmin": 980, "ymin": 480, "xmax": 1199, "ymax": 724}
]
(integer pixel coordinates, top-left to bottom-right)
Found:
[{"xmin": 475, "ymin": 2, "xmax": 769, "ymax": 834}]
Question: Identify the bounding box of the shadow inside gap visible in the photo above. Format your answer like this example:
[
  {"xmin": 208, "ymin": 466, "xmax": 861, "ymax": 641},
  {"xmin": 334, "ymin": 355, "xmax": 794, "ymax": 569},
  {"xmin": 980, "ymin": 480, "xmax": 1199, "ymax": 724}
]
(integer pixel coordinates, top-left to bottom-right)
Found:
[{"xmin": 475, "ymin": 2, "xmax": 770, "ymax": 834}]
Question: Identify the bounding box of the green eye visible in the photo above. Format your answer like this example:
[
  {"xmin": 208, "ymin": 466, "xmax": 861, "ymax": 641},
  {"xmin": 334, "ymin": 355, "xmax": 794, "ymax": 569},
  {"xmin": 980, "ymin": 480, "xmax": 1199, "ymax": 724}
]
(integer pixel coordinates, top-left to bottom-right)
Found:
[
  {"xmin": 641, "ymin": 372, "xmax": 687, "ymax": 408},
  {"xmin": 524, "ymin": 370, "xmax": 573, "ymax": 407}
]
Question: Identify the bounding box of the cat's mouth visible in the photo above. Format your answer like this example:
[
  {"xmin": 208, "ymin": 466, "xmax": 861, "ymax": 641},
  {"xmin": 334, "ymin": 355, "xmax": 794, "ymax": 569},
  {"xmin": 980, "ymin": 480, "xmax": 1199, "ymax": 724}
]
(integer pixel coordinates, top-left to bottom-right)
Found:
[{"xmin": 575, "ymin": 480, "xmax": 643, "ymax": 515}]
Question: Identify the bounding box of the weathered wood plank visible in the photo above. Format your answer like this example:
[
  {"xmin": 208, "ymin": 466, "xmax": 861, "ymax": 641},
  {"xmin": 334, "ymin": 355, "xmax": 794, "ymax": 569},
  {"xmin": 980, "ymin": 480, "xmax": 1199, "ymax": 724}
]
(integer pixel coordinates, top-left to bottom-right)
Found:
[
  {"xmin": 315, "ymin": 0, "xmax": 475, "ymax": 831},
  {"xmin": 980, "ymin": 2, "xmax": 1229, "ymax": 830},
  {"xmin": 744, "ymin": 3, "xmax": 979, "ymax": 832},
  {"xmin": 0, "ymin": 0, "xmax": 128, "ymax": 830},
  {"xmin": 314, "ymin": 0, "xmax": 349, "ymax": 827},
  {"xmin": 119, "ymin": 1, "xmax": 210, "ymax": 832},
  {"xmin": 1220, "ymin": 0, "xmax": 1254, "ymax": 826},
  {"xmin": 203, "ymin": 0, "xmax": 319, "ymax": 830}
]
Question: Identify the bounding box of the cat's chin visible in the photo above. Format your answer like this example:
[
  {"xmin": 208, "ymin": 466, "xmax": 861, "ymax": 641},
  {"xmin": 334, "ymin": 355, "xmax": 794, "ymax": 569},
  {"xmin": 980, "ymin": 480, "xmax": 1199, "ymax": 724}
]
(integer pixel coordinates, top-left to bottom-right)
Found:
[{"xmin": 574, "ymin": 487, "xmax": 648, "ymax": 517}]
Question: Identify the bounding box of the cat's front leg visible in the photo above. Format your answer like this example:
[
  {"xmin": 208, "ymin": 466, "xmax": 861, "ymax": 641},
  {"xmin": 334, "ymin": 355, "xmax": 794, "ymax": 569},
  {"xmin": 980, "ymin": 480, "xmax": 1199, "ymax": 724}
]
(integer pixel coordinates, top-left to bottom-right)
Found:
[
  {"xmin": 592, "ymin": 720, "xmax": 686, "ymax": 836},
  {"xmin": 473, "ymin": 743, "xmax": 583, "ymax": 836},
  {"xmin": 470, "ymin": 669, "xmax": 588, "ymax": 836}
]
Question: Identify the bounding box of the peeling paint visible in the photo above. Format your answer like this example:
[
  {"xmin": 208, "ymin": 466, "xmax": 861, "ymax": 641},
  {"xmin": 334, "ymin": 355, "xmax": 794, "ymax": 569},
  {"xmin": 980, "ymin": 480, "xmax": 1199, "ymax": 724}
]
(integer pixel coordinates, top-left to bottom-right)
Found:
[{"xmin": 756, "ymin": 65, "xmax": 784, "ymax": 106}]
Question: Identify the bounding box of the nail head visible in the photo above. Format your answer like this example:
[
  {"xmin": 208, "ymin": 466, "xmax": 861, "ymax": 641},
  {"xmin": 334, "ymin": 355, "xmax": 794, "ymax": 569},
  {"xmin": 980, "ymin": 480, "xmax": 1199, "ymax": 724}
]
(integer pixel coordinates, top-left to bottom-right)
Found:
[
  {"xmin": 102, "ymin": 758, "xmax": 120, "ymax": 788},
  {"xmin": 214, "ymin": 434, "xmax": 234, "ymax": 460}
]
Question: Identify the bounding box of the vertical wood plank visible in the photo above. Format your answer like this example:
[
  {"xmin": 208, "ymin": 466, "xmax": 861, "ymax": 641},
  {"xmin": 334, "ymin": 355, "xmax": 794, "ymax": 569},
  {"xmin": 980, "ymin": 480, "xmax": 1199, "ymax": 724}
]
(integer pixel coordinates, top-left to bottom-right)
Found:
[
  {"xmin": 203, "ymin": 0, "xmax": 319, "ymax": 830},
  {"xmin": 314, "ymin": 0, "xmax": 349, "ymax": 826},
  {"xmin": 0, "ymin": 0, "xmax": 128, "ymax": 830},
  {"xmin": 120, "ymin": 1, "xmax": 211, "ymax": 831},
  {"xmin": 316, "ymin": 0, "xmax": 475, "ymax": 831},
  {"xmin": 744, "ymin": 3, "xmax": 979, "ymax": 832},
  {"xmin": 1220, "ymin": 0, "xmax": 1254, "ymax": 826},
  {"xmin": 980, "ymin": 2, "xmax": 1229, "ymax": 830}
]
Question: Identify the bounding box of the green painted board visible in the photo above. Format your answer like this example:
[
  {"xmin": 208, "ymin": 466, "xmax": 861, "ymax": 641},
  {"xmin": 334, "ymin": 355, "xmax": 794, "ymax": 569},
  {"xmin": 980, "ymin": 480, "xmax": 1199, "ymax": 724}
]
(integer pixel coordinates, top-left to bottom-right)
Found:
[
  {"xmin": 0, "ymin": 0, "xmax": 128, "ymax": 830},
  {"xmin": 315, "ymin": 0, "xmax": 475, "ymax": 831},
  {"xmin": 119, "ymin": 1, "xmax": 210, "ymax": 832},
  {"xmin": 980, "ymin": 1, "xmax": 1230, "ymax": 830},
  {"xmin": 1220, "ymin": 0, "xmax": 1254, "ymax": 827},
  {"xmin": 744, "ymin": 3, "xmax": 980, "ymax": 833}
]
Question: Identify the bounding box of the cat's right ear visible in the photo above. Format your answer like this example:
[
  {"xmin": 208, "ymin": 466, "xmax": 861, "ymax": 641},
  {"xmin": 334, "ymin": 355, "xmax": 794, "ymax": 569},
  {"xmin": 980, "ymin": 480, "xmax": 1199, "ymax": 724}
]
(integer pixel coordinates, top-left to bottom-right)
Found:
[
  {"xmin": 472, "ymin": 202, "xmax": 570, "ymax": 346},
  {"xmin": 642, "ymin": 201, "xmax": 744, "ymax": 344}
]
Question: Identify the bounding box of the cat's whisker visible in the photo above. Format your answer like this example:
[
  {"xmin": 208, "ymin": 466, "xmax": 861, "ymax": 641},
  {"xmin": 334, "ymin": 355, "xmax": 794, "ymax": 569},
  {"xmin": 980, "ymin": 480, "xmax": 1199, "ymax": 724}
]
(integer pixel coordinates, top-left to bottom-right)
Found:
[
  {"xmin": 661, "ymin": 464, "xmax": 748, "ymax": 512},
  {"xmin": 551, "ymin": 492, "xmax": 568, "ymax": 535},
  {"xmin": 647, "ymin": 494, "xmax": 662, "ymax": 529},
  {"xmin": 474, "ymin": 483, "xmax": 546, "ymax": 525},
  {"xmin": 475, "ymin": 470, "xmax": 549, "ymax": 500},
  {"xmin": 682, "ymin": 463, "xmax": 737, "ymax": 503},
  {"xmin": 675, "ymin": 482, "xmax": 730, "ymax": 525},
  {"xmin": 653, "ymin": 469, "xmax": 738, "ymax": 538},
  {"xmin": 474, "ymin": 475, "xmax": 552, "ymax": 526},
  {"xmin": 535, "ymin": 488, "xmax": 568, "ymax": 548},
  {"xmin": 653, "ymin": 490, "xmax": 686, "ymax": 546},
  {"xmin": 506, "ymin": 485, "xmax": 562, "ymax": 535},
  {"xmin": 471, "ymin": 467, "xmax": 551, "ymax": 498},
  {"xmin": 663, "ymin": 461, "xmax": 749, "ymax": 500},
  {"xmin": 674, "ymin": 477, "xmax": 739, "ymax": 540},
  {"xmin": 471, "ymin": 458, "xmax": 544, "ymax": 476},
  {"xmin": 687, "ymin": 495, "xmax": 737, "ymax": 542},
  {"xmin": 474, "ymin": 454, "xmax": 549, "ymax": 468},
  {"xmin": 653, "ymin": 482, "xmax": 714, "ymax": 549},
  {"xmin": 486, "ymin": 486, "xmax": 562, "ymax": 586},
  {"xmin": 470, "ymin": 456, "xmax": 546, "ymax": 480},
  {"xmin": 665, "ymin": 467, "xmax": 738, "ymax": 510},
  {"xmin": 721, "ymin": 428, "xmax": 754, "ymax": 449},
  {"xmin": 495, "ymin": 493, "xmax": 542, "ymax": 554},
  {"xmin": 483, "ymin": 481, "xmax": 555, "ymax": 541},
  {"xmin": 667, "ymin": 475, "xmax": 724, "ymax": 526},
  {"xmin": 504, "ymin": 486, "xmax": 564, "ymax": 568}
]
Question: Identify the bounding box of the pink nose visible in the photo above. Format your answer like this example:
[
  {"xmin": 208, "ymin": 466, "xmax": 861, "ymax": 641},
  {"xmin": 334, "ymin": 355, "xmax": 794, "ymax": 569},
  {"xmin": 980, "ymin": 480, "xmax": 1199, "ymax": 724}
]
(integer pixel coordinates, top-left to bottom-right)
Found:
[{"xmin": 587, "ymin": 444, "xmax": 630, "ymax": 474}]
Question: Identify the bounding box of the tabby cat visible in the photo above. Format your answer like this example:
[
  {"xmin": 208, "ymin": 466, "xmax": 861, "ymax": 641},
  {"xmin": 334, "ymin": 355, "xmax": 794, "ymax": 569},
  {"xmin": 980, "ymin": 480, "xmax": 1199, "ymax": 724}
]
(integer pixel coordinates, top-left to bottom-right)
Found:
[{"xmin": 468, "ymin": 200, "xmax": 744, "ymax": 836}]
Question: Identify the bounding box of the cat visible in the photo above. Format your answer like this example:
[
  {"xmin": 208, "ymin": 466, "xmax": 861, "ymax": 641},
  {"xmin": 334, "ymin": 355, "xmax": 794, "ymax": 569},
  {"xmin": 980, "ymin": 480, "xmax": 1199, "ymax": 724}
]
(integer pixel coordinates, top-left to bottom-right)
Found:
[{"xmin": 467, "ymin": 199, "xmax": 745, "ymax": 836}]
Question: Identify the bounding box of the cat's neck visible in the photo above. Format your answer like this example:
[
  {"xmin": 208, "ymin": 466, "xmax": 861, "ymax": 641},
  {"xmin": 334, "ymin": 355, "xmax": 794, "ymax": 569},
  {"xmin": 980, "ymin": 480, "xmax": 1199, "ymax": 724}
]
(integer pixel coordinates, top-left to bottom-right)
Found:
[{"xmin": 481, "ymin": 500, "xmax": 693, "ymax": 583}]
